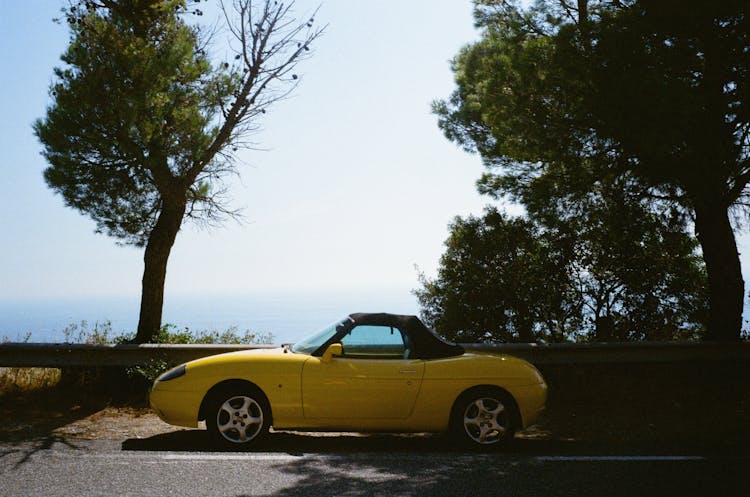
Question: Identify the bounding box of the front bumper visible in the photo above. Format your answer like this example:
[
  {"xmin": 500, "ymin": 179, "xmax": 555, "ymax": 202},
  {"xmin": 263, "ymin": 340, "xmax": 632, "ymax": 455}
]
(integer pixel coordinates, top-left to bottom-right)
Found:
[{"xmin": 149, "ymin": 385, "xmax": 203, "ymax": 428}]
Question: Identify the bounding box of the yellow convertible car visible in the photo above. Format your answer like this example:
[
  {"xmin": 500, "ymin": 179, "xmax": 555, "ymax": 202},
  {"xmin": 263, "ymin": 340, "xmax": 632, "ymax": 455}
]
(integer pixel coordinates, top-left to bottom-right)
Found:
[{"xmin": 150, "ymin": 313, "xmax": 547, "ymax": 448}]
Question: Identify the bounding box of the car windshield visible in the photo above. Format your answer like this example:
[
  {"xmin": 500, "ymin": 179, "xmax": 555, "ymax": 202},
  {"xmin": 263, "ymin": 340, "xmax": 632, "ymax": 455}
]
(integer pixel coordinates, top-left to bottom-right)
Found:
[{"xmin": 291, "ymin": 317, "xmax": 352, "ymax": 355}]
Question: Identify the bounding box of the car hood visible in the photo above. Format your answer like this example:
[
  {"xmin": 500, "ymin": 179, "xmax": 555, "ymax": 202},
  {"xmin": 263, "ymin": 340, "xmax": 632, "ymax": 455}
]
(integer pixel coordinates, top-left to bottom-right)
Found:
[{"xmin": 181, "ymin": 346, "xmax": 305, "ymax": 372}]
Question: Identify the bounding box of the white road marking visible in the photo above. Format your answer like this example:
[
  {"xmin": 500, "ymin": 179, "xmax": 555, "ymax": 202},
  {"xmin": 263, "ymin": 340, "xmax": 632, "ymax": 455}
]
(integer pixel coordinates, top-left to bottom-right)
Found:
[
  {"xmin": 161, "ymin": 454, "xmax": 304, "ymax": 461},
  {"xmin": 47, "ymin": 450, "xmax": 711, "ymax": 464},
  {"xmin": 162, "ymin": 454, "xmax": 709, "ymax": 463},
  {"xmin": 535, "ymin": 455, "xmax": 706, "ymax": 462}
]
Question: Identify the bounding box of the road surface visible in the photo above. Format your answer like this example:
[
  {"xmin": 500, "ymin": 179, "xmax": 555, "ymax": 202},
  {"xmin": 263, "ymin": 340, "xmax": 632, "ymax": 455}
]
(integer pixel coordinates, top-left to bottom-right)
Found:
[{"xmin": 1, "ymin": 431, "xmax": 746, "ymax": 496}]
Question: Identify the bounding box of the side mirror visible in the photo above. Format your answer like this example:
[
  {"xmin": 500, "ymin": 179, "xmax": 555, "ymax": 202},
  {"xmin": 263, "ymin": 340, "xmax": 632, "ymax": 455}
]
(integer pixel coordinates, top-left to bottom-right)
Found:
[{"xmin": 321, "ymin": 343, "xmax": 343, "ymax": 363}]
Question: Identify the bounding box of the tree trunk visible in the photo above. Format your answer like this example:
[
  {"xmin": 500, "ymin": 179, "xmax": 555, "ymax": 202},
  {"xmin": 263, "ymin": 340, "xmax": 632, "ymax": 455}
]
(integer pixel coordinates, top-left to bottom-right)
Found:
[
  {"xmin": 693, "ymin": 200, "xmax": 744, "ymax": 341},
  {"xmin": 134, "ymin": 200, "xmax": 187, "ymax": 343}
]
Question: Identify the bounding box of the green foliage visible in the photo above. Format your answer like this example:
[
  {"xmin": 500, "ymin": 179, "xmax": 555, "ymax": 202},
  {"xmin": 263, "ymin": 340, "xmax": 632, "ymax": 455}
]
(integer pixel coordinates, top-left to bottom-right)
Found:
[
  {"xmin": 55, "ymin": 319, "xmax": 275, "ymax": 388},
  {"xmin": 123, "ymin": 358, "xmax": 170, "ymax": 387},
  {"xmin": 58, "ymin": 319, "xmax": 274, "ymax": 345},
  {"xmin": 119, "ymin": 324, "xmax": 274, "ymax": 384},
  {"xmin": 1, "ymin": 332, "xmax": 32, "ymax": 344},
  {"xmin": 62, "ymin": 320, "xmax": 116, "ymax": 344},
  {"xmin": 35, "ymin": 0, "xmax": 322, "ymax": 247},
  {"xmin": 117, "ymin": 323, "xmax": 275, "ymax": 345},
  {"xmin": 434, "ymin": 0, "xmax": 749, "ymax": 339},
  {"xmin": 417, "ymin": 208, "xmax": 577, "ymax": 343},
  {"xmin": 35, "ymin": 0, "xmax": 225, "ymax": 245},
  {"xmin": 34, "ymin": 1, "xmax": 323, "ymax": 342},
  {"xmin": 417, "ymin": 199, "xmax": 708, "ymax": 343}
]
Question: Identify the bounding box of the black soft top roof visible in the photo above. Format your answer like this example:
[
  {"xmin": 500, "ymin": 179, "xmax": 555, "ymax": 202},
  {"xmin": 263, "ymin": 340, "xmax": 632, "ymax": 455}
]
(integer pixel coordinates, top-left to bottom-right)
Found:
[{"xmin": 346, "ymin": 312, "xmax": 464, "ymax": 359}]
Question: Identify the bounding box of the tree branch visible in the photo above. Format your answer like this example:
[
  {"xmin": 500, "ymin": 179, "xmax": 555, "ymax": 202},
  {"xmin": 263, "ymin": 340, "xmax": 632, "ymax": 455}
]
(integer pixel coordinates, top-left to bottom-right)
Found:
[{"xmin": 188, "ymin": 0, "xmax": 324, "ymax": 183}]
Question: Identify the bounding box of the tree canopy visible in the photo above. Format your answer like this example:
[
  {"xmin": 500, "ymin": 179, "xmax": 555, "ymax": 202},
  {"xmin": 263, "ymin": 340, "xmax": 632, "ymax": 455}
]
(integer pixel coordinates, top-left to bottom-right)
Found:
[
  {"xmin": 35, "ymin": 0, "xmax": 323, "ymax": 342},
  {"xmin": 417, "ymin": 209, "xmax": 572, "ymax": 343},
  {"xmin": 417, "ymin": 191, "xmax": 708, "ymax": 343},
  {"xmin": 434, "ymin": 0, "xmax": 750, "ymax": 340}
]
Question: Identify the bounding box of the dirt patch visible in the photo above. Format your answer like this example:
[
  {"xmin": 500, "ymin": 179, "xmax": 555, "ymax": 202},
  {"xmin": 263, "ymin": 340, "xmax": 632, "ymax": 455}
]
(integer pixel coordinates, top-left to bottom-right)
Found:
[
  {"xmin": 0, "ymin": 387, "xmax": 182, "ymax": 442},
  {"xmin": 50, "ymin": 406, "xmax": 182, "ymax": 440}
]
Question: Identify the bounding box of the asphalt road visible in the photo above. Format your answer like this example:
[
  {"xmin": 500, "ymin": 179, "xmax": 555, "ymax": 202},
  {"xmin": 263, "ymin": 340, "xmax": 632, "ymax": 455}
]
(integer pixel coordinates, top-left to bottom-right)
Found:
[{"xmin": 1, "ymin": 431, "xmax": 747, "ymax": 497}]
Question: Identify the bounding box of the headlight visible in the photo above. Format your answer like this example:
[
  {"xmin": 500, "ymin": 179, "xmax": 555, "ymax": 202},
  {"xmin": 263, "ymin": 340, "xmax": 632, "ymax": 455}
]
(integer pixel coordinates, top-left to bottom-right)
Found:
[{"xmin": 156, "ymin": 364, "xmax": 186, "ymax": 382}]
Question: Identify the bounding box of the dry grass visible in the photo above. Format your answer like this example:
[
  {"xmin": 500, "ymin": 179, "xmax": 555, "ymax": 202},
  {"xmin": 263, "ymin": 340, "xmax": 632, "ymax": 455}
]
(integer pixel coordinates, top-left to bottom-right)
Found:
[
  {"xmin": 0, "ymin": 367, "xmax": 61, "ymax": 397},
  {"xmin": 0, "ymin": 366, "xmax": 161, "ymax": 442}
]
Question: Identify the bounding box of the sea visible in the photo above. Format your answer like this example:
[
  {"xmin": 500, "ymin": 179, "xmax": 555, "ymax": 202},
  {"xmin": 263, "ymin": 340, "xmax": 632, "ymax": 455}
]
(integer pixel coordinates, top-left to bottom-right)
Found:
[{"xmin": 0, "ymin": 290, "xmax": 421, "ymax": 344}]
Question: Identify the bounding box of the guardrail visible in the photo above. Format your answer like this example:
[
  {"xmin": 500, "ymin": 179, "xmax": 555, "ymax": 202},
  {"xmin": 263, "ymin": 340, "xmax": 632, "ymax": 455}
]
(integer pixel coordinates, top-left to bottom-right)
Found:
[
  {"xmin": 1, "ymin": 341, "xmax": 748, "ymax": 368},
  {"xmin": 464, "ymin": 341, "xmax": 750, "ymax": 364},
  {"xmin": 0, "ymin": 343, "xmax": 275, "ymax": 368}
]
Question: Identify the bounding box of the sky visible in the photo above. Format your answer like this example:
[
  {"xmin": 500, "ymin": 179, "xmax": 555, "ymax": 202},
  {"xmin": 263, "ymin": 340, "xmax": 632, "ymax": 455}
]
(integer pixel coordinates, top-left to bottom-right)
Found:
[
  {"xmin": 2, "ymin": 1, "xmax": 750, "ymax": 327},
  {"xmin": 0, "ymin": 0, "xmax": 503, "ymax": 305}
]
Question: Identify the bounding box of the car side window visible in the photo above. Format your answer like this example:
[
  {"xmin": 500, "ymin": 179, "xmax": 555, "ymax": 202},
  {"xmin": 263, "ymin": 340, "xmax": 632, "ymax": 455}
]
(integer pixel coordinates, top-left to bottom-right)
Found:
[{"xmin": 340, "ymin": 325, "xmax": 407, "ymax": 359}]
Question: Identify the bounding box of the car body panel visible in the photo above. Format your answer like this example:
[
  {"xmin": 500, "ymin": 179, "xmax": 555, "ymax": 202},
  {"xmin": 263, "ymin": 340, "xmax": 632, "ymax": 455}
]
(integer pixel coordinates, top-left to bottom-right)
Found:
[
  {"xmin": 410, "ymin": 353, "xmax": 547, "ymax": 430},
  {"xmin": 301, "ymin": 356, "xmax": 426, "ymax": 419},
  {"xmin": 150, "ymin": 314, "xmax": 547, "ymax": 437},
  {"xmin": 151, "ymin": 348, "xmax": 307, "ymax": 428},
  {"xmin": 151, "ymin": 348, "xmax": 547, "ymax": 432}
]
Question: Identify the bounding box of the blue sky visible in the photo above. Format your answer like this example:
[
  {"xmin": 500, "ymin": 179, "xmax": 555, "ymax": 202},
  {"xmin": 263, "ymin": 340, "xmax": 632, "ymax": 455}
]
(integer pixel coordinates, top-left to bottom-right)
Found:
[
  {"xmin": 2, "ymin": 0, "xmax": 750, "ymax": 323},
  {"xmin": 0, "ymin": 1, "xmax": 503, "ymax": 303}
]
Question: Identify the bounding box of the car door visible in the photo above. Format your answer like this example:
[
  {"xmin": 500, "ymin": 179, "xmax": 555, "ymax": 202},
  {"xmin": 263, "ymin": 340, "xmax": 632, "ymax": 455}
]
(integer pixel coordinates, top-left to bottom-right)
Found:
[{"xmin": 301, "ymin": 324, "xmax": 425, "ymax": 419}]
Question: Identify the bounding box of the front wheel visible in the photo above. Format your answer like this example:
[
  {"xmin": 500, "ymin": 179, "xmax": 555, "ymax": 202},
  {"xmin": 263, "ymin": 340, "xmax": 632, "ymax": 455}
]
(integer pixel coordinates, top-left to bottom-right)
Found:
[
  {"xmin": 452, "ymin": 389, "xmax": 517, "ymax": 449},
  {"xmin": 206, "ymin": 389, "xmax": 270, "ymax": 447}
]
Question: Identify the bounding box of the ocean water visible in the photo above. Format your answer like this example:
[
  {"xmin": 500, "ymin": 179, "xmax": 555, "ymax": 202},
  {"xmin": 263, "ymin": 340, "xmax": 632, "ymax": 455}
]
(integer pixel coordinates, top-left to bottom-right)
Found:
[{"xmin": 0, "ymin": 290, "xmax": 420, "ymax": 344}]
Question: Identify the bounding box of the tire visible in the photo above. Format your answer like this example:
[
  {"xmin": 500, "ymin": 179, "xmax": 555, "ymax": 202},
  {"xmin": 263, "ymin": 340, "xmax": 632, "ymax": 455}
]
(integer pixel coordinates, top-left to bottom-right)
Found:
[
  {"xmin": 451, "ymin": 388, "xmax": 517, "ymax": 449},
  {"xmin": 205, "ymin": 387, "xmax": 270, "ymax": 448}
]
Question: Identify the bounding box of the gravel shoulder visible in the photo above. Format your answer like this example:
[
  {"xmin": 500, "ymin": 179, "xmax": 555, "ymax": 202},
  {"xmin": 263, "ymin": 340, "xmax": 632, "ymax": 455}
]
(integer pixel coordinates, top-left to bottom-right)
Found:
[
  {"xmin": 0, "ymin": 389, "xmax": 181, "ymax": 442},
  {"xmin": 43, "ymin": 406, "xmax": 180, "ymax": 440}
]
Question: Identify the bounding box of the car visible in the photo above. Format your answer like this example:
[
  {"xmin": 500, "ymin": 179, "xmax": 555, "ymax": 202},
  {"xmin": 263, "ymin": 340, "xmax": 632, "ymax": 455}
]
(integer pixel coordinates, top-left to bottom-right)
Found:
[{"xmin": 149, "ymin": 312, "xmax": 547, "ymax": 448}]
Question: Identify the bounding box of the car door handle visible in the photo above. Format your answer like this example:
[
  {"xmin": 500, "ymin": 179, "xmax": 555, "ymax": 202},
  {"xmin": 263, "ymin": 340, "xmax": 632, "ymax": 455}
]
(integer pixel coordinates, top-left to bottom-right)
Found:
[{"xmin": 399, "ymin": 369, "xmax": 417, "ymax": 374}]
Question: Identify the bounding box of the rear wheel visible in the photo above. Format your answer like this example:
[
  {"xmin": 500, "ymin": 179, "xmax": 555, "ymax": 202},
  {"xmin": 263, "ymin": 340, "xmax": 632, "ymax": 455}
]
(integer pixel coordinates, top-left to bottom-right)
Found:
[
  {"xmin": 206, "ymin": 388, "xmax": 270, "ymax": 447},
  {"xmin": 452, "ymin": 388, "xmax": 517, "ymax": 449}
]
